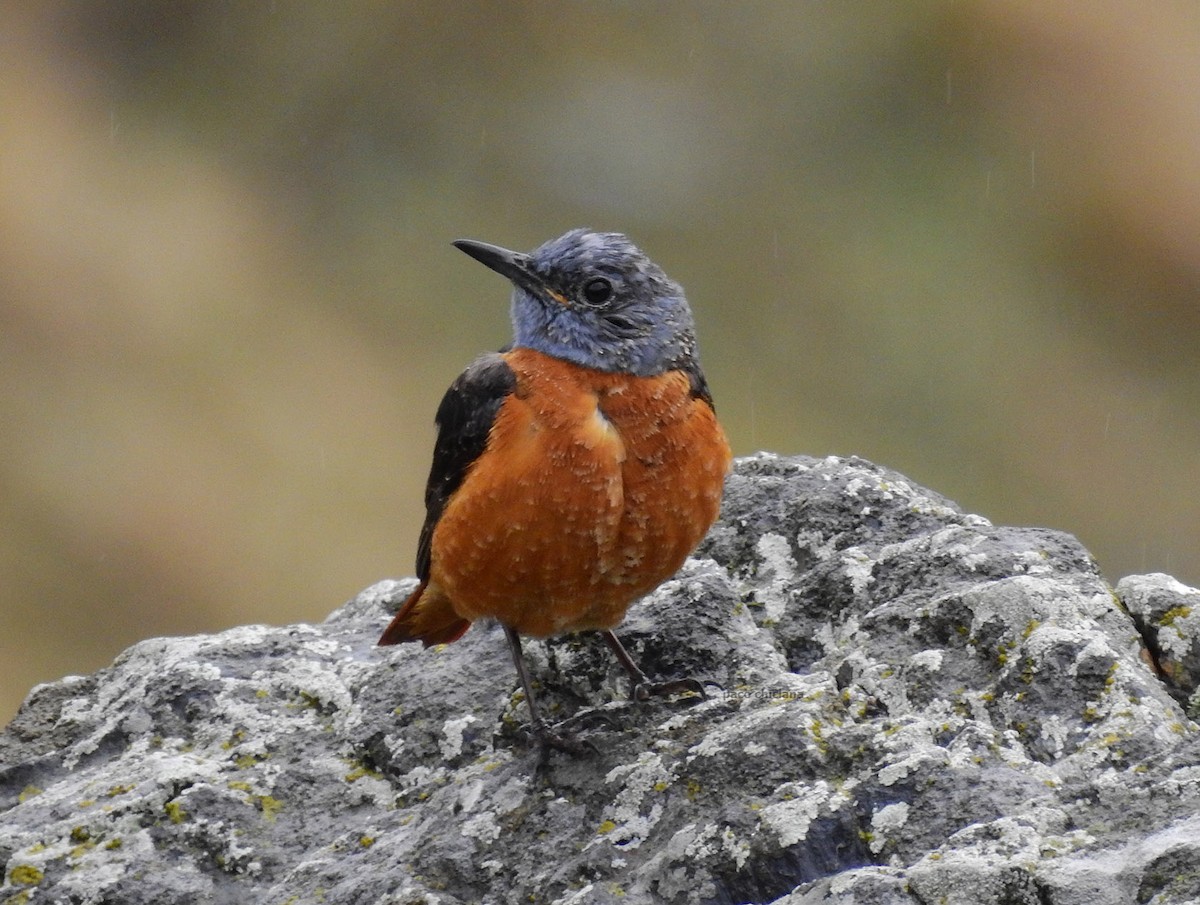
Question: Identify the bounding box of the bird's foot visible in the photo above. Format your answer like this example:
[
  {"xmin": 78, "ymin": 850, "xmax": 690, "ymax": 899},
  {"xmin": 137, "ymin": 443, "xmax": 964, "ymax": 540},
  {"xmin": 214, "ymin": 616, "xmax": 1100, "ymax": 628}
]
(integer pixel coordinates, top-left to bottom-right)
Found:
[
  {"xmin": 519, "ymin": 711, "xmax": 615, "ymax": 760},
  {"xmin": 631, "ymin": 676, "xmax": 721, "ymax": 703},
  {"xmin": 600, "ymin": 631, "xmax": 721, "ymax": 706},
  {"xmin": 527, "ymin": 725, "xmax": 598, "ymax": 762},
  {"xmin": 538, "ymin": 730, "xmax": 597, "ymax": 759},
  {"xmin": 555, "ymin": 709, "xmax": 620, "ymax": 734}
]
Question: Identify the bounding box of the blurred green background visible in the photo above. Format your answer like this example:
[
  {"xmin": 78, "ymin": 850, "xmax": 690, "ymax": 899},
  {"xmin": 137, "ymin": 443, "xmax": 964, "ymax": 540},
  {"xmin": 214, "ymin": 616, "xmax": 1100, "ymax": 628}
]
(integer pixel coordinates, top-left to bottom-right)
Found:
[{"xmin": 3, "ymin": 1, "xmax": 1199, "ymax": 726}]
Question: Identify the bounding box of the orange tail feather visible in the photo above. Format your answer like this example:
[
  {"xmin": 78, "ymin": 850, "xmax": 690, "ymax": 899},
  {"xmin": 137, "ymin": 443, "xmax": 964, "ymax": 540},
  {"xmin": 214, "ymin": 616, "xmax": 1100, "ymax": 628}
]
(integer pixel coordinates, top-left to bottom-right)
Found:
[{"xmin": 378, "ymin": 581, "xmax": 471, "ymax": 647}]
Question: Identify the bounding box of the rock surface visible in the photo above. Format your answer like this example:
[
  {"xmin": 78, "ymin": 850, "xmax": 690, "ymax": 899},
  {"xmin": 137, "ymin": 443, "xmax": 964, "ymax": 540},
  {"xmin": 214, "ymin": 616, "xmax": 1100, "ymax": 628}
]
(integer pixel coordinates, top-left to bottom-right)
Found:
[{"xmin": 2, "ymin": 454, "xmax": 1199, "ymax": 905}]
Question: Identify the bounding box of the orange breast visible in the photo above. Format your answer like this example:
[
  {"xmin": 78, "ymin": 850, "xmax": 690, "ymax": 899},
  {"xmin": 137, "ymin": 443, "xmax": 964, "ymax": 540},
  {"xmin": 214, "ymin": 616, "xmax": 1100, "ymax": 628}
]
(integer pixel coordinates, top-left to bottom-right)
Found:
[{"xmin": 429, "ymin": 347, "xmax": 731, "ymax": 637}]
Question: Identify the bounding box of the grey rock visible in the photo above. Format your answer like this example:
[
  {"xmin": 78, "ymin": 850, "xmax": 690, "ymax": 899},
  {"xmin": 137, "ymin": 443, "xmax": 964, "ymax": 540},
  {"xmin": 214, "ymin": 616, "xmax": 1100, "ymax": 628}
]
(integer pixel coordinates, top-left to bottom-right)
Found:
[
  {"xmin": 1116, "ymin": 572, "xmax": 1200, "ymax": 712},
  {"xmin": 2, "ymin": 453, "xmax": 1198, "ymax": 904}
]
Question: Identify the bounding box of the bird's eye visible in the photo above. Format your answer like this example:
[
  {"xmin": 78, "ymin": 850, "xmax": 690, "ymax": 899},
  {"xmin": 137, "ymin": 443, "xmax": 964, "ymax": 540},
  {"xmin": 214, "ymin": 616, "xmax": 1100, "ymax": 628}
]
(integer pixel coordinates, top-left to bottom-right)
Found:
[{"xmin": 581, "ymin": 278, "xmax": 613, "ymax": 306}]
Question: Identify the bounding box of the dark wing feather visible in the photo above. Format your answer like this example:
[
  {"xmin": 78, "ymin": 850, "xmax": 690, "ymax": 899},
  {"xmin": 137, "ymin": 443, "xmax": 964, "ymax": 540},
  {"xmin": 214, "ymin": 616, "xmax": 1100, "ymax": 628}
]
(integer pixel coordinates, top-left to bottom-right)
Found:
[
  {"xmin": 681, "ymin": 358, "xmax": 716, "ymax": 411},
  {"xmin": 414, "ymin": 352, "xmax": 517, "ymax": 581}
]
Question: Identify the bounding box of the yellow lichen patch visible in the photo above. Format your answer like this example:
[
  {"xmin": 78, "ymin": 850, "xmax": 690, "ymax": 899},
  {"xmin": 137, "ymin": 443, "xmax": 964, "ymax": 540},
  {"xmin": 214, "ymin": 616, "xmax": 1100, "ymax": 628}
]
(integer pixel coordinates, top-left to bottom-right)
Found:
[
  {"xmin": 1161, "ymin": 606, "xmax": 1192, "ymax": 627},
  {"xmin": 259, "ymin": 796, "xmax": 284, "ymax": 822},
  {"xmin": 104, "ymin": 784, "xmax": 135, "ymax": 798},
  {"xmin": 596, "ymin": 819, "xmax": 617, "ymax": 835},
  {"xmin": 359, "ymin": 836, "xmax": 375, "ymax": 848},
  {"xmin": 809, "ymin": 719, "xmax": 826, "ymax": 748},
  {"xmin": 1106, "ymin": 662, "xmax": 1120, "ymax": 687},
  {"xmin": 16, "ymin": 786, "xmax": 42, "ymax": 804},
  {"xmin": 297, "ymin": 691, "xmax": 324, "ymax": 710},
  {"xmin": 8, "ymin": 865, "xmax": 43, "ymax": 886},
  {"xmin": 221, "ymin": 729, "xmax": 246, "ymax": 751},
  {"xmin": 164, "ymin": 801, "xmax": 187, "ymax": 824}
]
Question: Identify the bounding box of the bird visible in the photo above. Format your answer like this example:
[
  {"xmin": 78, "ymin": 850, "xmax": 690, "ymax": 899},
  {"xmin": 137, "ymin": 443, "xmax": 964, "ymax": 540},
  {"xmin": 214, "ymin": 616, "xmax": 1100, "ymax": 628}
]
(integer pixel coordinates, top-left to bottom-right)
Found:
[{"xmin": 378, "ymin": 228, "xmax": 731, "ymax": 753}]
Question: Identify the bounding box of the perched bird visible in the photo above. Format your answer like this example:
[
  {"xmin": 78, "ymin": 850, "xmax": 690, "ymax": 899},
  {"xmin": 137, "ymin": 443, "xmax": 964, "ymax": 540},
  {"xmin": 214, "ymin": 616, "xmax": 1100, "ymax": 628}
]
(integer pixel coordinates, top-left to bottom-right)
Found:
[{"xmin": 379, "ymin": 228, "xmax": 731, "ymax": 752}]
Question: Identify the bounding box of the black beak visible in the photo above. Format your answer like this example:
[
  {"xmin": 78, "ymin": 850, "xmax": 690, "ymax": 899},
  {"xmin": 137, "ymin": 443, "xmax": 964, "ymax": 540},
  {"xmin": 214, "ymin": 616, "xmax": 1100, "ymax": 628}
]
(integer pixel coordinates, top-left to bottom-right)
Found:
[{"xmin": 453, "ymin": 239, "xmax": 544, "ymax": 295}]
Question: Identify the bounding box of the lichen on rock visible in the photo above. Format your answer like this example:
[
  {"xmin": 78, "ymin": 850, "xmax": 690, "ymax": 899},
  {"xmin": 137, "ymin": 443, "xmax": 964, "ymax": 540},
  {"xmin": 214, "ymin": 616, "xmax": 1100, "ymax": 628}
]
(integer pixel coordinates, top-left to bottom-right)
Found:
[{"xmin": 1, "ymin": 454, "xmax": 1198, "ymax": 904}]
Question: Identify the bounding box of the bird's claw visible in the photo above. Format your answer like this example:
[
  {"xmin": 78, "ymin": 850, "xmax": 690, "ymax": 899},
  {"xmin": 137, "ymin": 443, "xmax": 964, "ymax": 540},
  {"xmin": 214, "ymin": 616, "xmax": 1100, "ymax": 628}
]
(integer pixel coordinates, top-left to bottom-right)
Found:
[
  {"xmin": 631, "ymin": 676, "xmax": 716, "ymax": 702},
  {"xmin": 518, "ymin": 711, "xmax": 614, "ymax": 760},
  {"xmin": 556, "ymin": 709, "xmax": 620, "ymax": 733},
  {"xmin": 532, "ymin": 728, "xmax": 598, "ymax": 760}
]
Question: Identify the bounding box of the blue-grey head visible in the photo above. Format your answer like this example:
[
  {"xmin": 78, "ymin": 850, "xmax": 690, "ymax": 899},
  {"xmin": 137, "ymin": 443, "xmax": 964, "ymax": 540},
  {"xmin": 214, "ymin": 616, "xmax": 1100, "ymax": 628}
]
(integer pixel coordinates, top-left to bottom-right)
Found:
[{"xmin": 452, "ymin": 228, "xmax": 699, "ymax": 376}]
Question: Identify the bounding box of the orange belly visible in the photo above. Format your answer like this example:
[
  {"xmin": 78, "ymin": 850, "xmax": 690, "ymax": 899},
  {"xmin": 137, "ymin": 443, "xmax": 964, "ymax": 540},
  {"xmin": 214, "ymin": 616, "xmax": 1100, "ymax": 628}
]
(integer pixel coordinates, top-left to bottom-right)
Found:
[{"xmin": 428, "ymin": 348, "xmax": 731, "ymax": 638}]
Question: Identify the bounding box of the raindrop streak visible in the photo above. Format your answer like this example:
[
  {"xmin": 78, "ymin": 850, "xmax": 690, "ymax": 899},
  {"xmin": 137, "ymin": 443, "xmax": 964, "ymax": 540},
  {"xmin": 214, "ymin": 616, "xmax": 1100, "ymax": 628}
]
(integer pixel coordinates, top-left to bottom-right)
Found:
[
  {"xmin": 747, "ymin": 385, "xmax": 757, "ymax": 451},
  {"xmin": 1030, "ymin": 150, "xmax": 1037, "ymax": 188}
]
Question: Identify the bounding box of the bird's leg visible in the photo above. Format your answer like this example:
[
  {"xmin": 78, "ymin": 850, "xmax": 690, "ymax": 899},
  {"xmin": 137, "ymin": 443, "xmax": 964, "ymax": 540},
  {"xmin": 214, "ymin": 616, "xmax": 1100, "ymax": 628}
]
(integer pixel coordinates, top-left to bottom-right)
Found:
[
  {"xmin": 503, "ymin": 626, "xmax": 593, "ymax": 757},
  {"xmin": 600, "ymin": 631, "xmax": 709, "ymax": 702}
]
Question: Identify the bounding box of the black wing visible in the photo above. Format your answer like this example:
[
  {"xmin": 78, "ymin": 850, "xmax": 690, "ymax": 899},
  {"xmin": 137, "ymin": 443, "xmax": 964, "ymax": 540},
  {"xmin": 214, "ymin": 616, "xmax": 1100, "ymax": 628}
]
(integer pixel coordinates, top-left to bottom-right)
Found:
[
  {"xmin": 414, "ymin": 352, "xmax": 517, "ymax": 581},
  {"xmin": 681, "ymin": 357, "xmax": 716, "ymax": 411}
]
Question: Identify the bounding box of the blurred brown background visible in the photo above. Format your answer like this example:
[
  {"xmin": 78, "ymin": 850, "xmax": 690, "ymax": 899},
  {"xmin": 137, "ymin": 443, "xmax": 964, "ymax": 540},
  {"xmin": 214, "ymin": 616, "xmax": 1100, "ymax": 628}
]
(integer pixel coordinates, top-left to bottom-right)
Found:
[{"xmin": 3, "ymin": 1, "xmax": 1199, "ymax": 726}]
